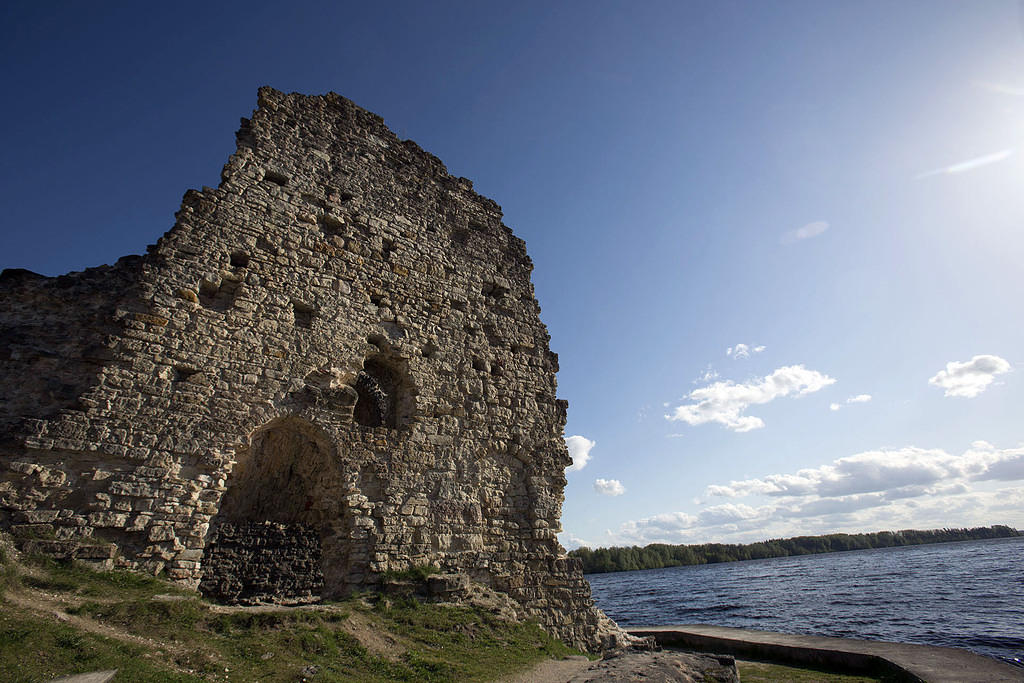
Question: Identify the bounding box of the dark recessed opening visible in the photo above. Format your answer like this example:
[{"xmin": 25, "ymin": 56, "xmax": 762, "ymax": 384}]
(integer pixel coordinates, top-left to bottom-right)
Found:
[
  {"xmin": 230, "ymin": 252, "xmax": 250, "ymax": 268},
  {"xmin": 352, "ymin": 357, "xmax": 413, "ymax": 430},
  {"xmin": 264, "ymin": 169, "xmax": 290, "ymax": 186},
  {"xmin": 472, "ymin": 358, "xmax": 488, "ymax": 373},
  {"xmin": 319, "ymin": 213, "xmax": 345, "ymax": 236},
  {"xmin": 292, "ymin": 301, "xmax": 316, "ymax": 328},
  {"xmin": 482, "ymin": 282, "xmax": 509, "ymax": 299},
  {"xmin": 174, "ymin": 366, "xmax": 200, "ymax": 382},
  {"xmin": 199, "ymin": 278, "xmax": 240, "ymax": 311}
]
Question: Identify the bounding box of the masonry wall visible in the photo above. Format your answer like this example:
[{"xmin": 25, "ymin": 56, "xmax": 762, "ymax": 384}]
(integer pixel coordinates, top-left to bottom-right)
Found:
[{"xmin": 0, "ymin": 88, "xmax": 625, "ymax": 651}]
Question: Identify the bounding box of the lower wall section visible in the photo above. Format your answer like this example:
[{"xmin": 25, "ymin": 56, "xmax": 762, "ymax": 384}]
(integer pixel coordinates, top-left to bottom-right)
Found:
[{"xmin": 199, "ymin": 521, "xmax": 324, "ymax": 604}]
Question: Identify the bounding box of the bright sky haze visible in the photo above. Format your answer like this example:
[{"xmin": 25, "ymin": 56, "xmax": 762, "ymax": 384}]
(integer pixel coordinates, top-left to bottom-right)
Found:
[{"xmin": 2, "ymin": 1, "xmax": 1022, "ymax": 549}]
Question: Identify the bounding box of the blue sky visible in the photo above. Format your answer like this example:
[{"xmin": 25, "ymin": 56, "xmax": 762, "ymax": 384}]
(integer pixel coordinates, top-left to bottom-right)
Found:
[{"xmin": 3, "ymin": 1, "xmax": 1022, "ymax": 547}]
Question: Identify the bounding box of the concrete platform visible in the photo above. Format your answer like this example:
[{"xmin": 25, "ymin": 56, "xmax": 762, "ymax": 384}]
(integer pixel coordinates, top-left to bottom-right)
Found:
[{"xmin": 629, "ymin": 624, "xmax": 1024, "ymax": 682}]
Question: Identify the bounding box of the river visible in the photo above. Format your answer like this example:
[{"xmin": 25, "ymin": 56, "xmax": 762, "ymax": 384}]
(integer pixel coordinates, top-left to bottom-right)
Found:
[{"xmin": 585, "ymin": 535, "xmax": 1024, "ymax": 667}]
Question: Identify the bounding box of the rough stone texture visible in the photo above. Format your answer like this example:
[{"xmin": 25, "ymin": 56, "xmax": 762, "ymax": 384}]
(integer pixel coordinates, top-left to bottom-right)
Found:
[
  {"xmin": 199, "ymin": 521, "xmax": 323, "ymax": 605},
  {"xmin": 0, "ymin": 88, "xmax": 627, "ymax": 651}
]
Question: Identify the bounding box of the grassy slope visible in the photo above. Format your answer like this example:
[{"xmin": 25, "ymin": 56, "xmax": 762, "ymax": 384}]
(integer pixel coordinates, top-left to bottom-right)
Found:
[
  {"xmin": 0, "ymin": 542, "xmax": 886, "ymax": 682},
  {"xmin": 0, "ymin": 545, "xmax": 577, "ymax": 682}
]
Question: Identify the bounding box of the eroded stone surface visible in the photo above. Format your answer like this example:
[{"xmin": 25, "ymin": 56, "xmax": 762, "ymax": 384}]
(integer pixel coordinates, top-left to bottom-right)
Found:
[{"xmin": 0, "ymin": 88, "xmax": 627, "ymax": 651}]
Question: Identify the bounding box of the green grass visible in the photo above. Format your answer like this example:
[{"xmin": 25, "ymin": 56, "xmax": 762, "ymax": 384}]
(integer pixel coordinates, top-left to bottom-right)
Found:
[
  {"xmin": 380, "ymin": 563, "xmax": 441, "ymax": 583},
  {"xmin": 0, "ymin": 543, "xmax": 581, "ymax": 682},
  {"xmin": 19, "ymin": 553, "xmax": 191, "ymax": 599},
  {"xmin": 0, "ymin": 612, "xmax": 194, "ymax": 683},
  {"xmin": 737, "ymin": 659, "xmax": 889, "ymax": 682}
]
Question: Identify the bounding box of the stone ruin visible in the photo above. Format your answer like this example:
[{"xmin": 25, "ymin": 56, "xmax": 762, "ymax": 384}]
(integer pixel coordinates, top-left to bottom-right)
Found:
[{"xmin": 0, "ymin": 88, "xmax": 627, "ymax": 651}]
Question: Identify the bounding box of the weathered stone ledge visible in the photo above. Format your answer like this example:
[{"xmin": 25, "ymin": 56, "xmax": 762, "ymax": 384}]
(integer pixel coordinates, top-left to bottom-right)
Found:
[{"xmin": 629, "ymin": 624, "xmax": 1024, "ymax": 682}]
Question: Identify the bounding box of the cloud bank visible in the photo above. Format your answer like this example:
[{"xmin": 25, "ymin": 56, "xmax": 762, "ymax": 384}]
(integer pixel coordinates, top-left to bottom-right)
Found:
[
  {"xmin": 928, "ymin": 355, "xmax": 1011, "ymax": 398},
  {"xmin": 666, "ymin": 365, "xmax": 836, "ymax": 432},
  {"xmin": 607, "ymin": 442, "xmax": 1024, "ymax": 546}
]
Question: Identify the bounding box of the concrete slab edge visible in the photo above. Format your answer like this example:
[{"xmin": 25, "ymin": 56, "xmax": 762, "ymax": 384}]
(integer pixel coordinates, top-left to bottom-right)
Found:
[{"xmin": 628, "ymin": 628, "xmax": 923, "ymax": 682}]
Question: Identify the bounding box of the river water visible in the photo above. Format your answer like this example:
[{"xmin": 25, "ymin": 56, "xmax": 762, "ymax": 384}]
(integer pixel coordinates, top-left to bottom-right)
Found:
[{"xmin": 585, "ymin": 536, "xmax": 1024, "ymax": 667}]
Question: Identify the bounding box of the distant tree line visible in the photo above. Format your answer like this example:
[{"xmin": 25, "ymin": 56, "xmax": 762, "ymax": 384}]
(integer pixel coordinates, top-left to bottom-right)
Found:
[{"xmin": 569, "ymin": 525, "xmax": 1021, "ymax": 574}]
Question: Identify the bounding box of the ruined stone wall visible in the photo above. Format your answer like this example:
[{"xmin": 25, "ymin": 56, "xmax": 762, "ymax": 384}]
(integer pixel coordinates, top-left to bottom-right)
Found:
[{"xmin": 0, "ymin": 88, "xmax": 625, "ymax": 651}]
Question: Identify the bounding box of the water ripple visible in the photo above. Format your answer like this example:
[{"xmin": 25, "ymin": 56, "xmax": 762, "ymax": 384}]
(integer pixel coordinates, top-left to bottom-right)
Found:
[{"xmin": 586, "ymin": 536, "xmax": 1024, "ymax": 668}]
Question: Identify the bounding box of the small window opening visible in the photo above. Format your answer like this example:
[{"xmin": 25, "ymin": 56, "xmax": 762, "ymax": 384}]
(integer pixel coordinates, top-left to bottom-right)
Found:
[
  {"xmin": 319, "ymin": 213, "xmax": 345, "ymax": 236},
  {"xmin": 292, "ymin": 301, "xmax": 316, "ymax": 328},
  {"xmin": 264, "ymin": 169, "xmax": 290, "ymax": 186},
  {"xmin": 174, "ymin": 366, "xmax": 201, "ymax": 382},
  {"xmin": 354, "ymin": 360, "xmax": 394, "ymax": 428},
  {"xmin": 199, "ymin": 277, "xmax": 240, "ymax": 311},
  {"xmin": 352, "ymin": 357, "xmax": 414, "ymax": 430},
  {"xmin": 230, "ymin": 252, "xmax": 250, "ymax": 268},
  {"xmin": 482, "ymin": 282, "xmax": 509, "ymax": 299}
]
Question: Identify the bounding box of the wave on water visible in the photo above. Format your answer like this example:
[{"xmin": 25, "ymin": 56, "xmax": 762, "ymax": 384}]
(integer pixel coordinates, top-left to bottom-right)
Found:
[{"xmin": 586, "ymin": 536, "xmax": 1024, "ymax": 668}]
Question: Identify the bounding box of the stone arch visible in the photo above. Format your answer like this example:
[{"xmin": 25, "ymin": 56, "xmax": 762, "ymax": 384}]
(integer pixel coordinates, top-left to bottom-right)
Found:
[{"xmin": 200, "ymin": 417, "xmax": 352, "ymax": 603}]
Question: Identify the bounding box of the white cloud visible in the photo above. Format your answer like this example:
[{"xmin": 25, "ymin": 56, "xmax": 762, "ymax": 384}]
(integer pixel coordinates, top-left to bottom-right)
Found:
[
  {"xmin": 666, "ymin": 365, "xmax": 836, "ymax": 432},
  {"xmin": 565, "ymin": 435, "xmax": 596, "ymax": 472},
  {"xmin": 928, "ymin": 355, "xmax": 1011, "ymax": 398},
  {"xmin": 726, "ymin": 343, "xmax": 766, "ymax": 360},
  {"xmin": 830, "ymin": 394, "xmax": 872, "ymax": 411},
  {"xmin": 695, "ymin": 366, "xmax": 720, "ymax": 383},
  {"xmin": 705, "ymin": 444, "xmax": 1024, "ymax": 500},
  {"xmin": 607, "ymin": 443, "xmax": 1024, "ymax": 546},
  {"xmin": 781, "ymin": 221, "xmax": 829, "ymax": 244},
  {"xmin": 558, "ymin": 532, "xmax": 594, "ymax": 550},
  {"xmin": 916, "ymin": 150, "xmax": 1013, "ymax": 179},
  {"xmin": 594, "ymin": 478, "xmax": 625, "ymax": 496},
  {"xmin": 698, "ymin": 502, "xmax": 762, "ymax": 525}
]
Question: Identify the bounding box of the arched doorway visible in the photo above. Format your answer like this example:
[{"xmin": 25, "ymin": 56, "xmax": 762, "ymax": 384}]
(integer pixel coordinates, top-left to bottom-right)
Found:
[{"xmin": 200, "ymin": 417, "xmax": 346, "ymax": 604}]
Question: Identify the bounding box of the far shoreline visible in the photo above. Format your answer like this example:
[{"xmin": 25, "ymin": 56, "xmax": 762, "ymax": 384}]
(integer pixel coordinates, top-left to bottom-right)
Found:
[{"xmin": 572, "ymin": 525, "xmax": 1021, "ymax": 575}]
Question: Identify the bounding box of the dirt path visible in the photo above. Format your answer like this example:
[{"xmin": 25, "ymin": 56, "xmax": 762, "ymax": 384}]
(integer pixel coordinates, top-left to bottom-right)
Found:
[
  {"xmin": 495, "ymin": 650, "xmax": 738, "ymax": 682},
  {"xmin": 4, "ymin": 588, "xmax": 201, "ymax": 676},
  {"xmin": 496, "ymin": 655, "xmax": 593, "ymax": 683}
]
